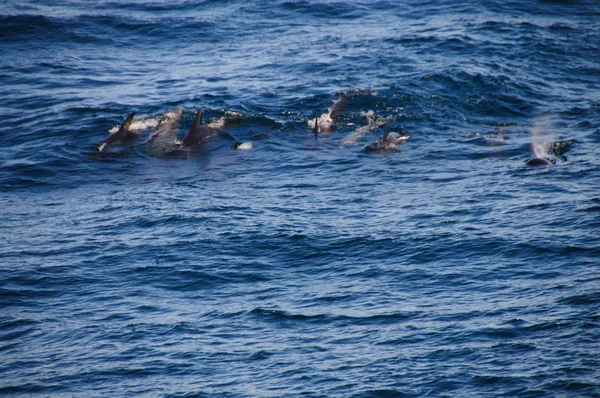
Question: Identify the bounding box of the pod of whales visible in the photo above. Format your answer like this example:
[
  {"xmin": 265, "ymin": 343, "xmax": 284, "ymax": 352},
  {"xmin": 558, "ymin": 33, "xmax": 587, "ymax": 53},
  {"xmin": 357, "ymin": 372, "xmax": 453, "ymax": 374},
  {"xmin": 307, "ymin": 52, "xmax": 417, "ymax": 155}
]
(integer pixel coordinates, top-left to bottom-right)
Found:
[{"xmin": 96, "ymin": 97, "xmax": 574, "ymax": 168}]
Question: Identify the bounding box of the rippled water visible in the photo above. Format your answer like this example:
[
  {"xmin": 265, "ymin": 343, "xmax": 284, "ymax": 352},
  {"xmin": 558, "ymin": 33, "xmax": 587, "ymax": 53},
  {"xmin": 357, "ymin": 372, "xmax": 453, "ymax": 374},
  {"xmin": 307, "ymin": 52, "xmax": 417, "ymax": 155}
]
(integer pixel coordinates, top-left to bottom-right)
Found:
[{"xmin": 1, "ymin": 0, "xmax": 600, "ymax": 396}]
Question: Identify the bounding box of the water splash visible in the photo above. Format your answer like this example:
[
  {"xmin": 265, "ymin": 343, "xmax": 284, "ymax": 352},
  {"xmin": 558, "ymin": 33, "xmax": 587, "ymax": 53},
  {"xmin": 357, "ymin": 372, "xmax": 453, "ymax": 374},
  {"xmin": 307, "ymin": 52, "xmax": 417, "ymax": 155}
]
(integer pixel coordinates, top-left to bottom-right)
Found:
[
  {"xmin": 530, "ymin": 114, "xmax": 558, "ymax": 158},
  {"xmin": 108, "ymin": 116, "xmax": 159, "ymax": 134},
  {"xmin": 339, "ymin": 110, "xmax": 390, "ymax": 147}
]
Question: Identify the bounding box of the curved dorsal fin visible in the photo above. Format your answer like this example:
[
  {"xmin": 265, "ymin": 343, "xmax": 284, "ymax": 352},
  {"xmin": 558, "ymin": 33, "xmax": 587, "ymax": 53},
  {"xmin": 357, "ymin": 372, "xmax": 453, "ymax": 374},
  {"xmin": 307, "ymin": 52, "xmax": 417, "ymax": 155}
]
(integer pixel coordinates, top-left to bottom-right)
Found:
[
  {"xmin": 329, "ymin": 95, "xmax": 348, "ymax": 119},
  {"xmin": 194, "ymin": 109, "xmax": 205, "ymax": 127},
  {"xmin": 382, "ymin": 124, "xmax": 389, "ymax": 142},
  {"xmin": 120, "ymin": 111, "xmax": 136, "ymax": 131}
]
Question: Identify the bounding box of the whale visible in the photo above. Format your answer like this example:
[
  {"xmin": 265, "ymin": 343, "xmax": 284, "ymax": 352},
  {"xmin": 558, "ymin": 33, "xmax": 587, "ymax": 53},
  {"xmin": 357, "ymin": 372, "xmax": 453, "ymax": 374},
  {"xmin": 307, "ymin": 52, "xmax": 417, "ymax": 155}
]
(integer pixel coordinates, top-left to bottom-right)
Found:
[
  {"xmin": 98, "ymin": 112, "xmax": 136, "ymax": 152},
  {"xmin": 364, "ymin": 124, "xmax": 410, "ymax": 152},
  {"xmin": 526, "ymin": 139, "xmax": 571, "ymax": 166},
  {"xmin": 526, "ymin": 157, "xmax": 557, "ymax": 166},
  {"xmin": 145, "ymin": 107, "xmax": 185, "ymax": 157},
  {"xmin": 339, "ymin": 110, "xmax": 388, "ymax": 147},
  {"xmin": 182, "ymin": 109, "xmax": 215, "ymax": 147},
  {"xmin": 312, "ymin": 95, "xmax": 348, "ymax": 136},
  {"xmin": 483, "ymin": 129, "xmax": 507, "ymax": 146}
]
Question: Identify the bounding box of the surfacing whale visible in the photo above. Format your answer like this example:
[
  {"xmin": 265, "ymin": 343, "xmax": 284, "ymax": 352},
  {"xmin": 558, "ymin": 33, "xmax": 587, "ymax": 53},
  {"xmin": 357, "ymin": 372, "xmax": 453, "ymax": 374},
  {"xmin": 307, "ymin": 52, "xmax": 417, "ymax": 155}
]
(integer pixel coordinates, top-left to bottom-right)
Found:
[
  {"xmin": 339, "ymin": 110, "xmax": 388, "ymax": 147},
  {"xmin": 98, "ymin": 112, "xmax": 136, "ymax": 152},
  {"xmin": 526, "ymin": 157, "xmax": 557, "ymax": 166},
  {"xmin": 312, "ymin": 95, "xmax": 348, "ymax": 136},
  {"xmin": 483, "ymin": 129, "xmax": 507, "ymax": 146},
  {"xmin": 182, "ymin": 109, "xmax": 215, "ymax": 147},
  {"xmin": 526, "ymin": 139, "xmax": 571, "ymax": 166},
  {"xmin": 146, "ymin": 107, "xmax": 185, "ymax": 157},
  {"xmin": 364, "ymin": 124, "xmax": 410, "ymax": 152}
]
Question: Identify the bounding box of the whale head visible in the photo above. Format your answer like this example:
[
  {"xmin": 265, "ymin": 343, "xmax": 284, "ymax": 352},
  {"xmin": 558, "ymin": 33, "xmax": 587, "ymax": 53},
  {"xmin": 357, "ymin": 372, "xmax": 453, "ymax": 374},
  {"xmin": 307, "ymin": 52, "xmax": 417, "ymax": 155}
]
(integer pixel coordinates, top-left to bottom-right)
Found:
[{"xmin": 526, "ymin": 157, "xmax": 556, "ymax": 166}]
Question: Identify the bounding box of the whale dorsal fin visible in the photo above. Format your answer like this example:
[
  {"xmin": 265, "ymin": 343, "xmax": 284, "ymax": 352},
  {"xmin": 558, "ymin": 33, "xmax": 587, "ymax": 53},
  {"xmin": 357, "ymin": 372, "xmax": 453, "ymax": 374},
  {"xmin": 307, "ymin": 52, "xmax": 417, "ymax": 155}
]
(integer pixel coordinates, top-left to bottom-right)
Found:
[
  {"xmin": 196, "ymin": 109, "xmax": 205, "ymax": 127},
  {"xmin": 120, "ymin": 111, "xmax": 136, "ymax": 131},
  {"xmin": 382, "ymin": 124, "xmax": 389, "ymax": 142},
  {"xmin": 313, "ymin": 117, "xmax": 319, "ymax": 136},
  {"xmin": 329, "ymin": 95, "xmax": 348, "ymax": 119}
]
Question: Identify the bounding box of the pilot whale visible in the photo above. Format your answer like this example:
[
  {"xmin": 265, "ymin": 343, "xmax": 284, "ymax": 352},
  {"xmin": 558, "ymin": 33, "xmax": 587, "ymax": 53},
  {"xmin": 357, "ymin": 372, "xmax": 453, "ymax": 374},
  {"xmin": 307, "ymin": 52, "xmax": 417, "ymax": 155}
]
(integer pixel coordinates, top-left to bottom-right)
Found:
[
  {"xmin": 483, "ymin": 129, "xmax": 507, "ymax": 146},
  {"xmin": 146, "ymin": 107, "xmax": 185, "ymax": 157},
  {"xmin": 526, "ymin": 157, "xmax": 557, "ymax": 166},
  {"xmin": 98, "ymin": 112, "xmax": 135, "ymax": 152},
  {"xmin": 364, "ymin": 124, "xmax": 410, "ymax": 152},
  {"xmin": 312, "ymin": 95, "xmax": 348, "ymax": 136},
  {"xmin": 525, "ymin": 139, "xmax": 571, "ymax": 166},
  {"xmin": 182, "ymin": 109, "xmax": 215, "ymax": 147}
]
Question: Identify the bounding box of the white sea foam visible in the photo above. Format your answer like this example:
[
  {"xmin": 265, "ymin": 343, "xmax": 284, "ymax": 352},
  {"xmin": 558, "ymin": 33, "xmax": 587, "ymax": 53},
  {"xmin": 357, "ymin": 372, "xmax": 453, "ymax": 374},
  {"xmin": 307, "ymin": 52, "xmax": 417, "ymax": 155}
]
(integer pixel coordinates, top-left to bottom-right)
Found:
[
  {"xmin": 108, "ymin": 117, "xmax": 159, "ymax": 134},
  {"xmin": 208, "ymin": 117, "xmax": 228, "ymax": 130},
  {"xmin": 237, "ymin": 142, "xmax": 253, "ymax": 150},
  {"xmin": 340, "ymin": 110, "xmax": 389, "ymax": 147}
]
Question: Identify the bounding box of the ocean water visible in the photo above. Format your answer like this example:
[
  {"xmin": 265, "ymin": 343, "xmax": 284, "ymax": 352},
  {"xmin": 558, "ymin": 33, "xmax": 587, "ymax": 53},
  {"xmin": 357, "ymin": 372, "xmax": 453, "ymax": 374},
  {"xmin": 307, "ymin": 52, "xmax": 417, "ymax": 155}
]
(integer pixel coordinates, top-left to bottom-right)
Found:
[{"xmin": 1, "ymin": 0, "xmax": 600, "ymax": 396}]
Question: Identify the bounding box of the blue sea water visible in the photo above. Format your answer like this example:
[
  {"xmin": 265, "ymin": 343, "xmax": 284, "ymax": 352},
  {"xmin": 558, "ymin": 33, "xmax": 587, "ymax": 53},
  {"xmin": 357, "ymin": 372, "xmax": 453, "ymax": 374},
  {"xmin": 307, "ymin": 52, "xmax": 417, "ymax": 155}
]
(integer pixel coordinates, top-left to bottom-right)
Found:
[{"xmin": 1, "ymin": 0, "xmax": 600, "ymax": 396}]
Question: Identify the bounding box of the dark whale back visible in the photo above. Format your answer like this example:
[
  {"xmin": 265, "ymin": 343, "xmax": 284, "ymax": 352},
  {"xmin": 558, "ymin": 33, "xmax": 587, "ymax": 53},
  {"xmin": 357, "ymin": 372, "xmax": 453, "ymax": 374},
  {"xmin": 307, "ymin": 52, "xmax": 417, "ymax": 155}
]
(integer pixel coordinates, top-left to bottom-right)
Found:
[
  {"xmin": 182, "ymin": 109, "xmax": 213, "ymax": 147},
  {"xmin": 99, "ymin": 111, "xmax": 136, "ymax": 152},
  {"xmin": 526, "ymin": 157, "xmax": 555, "ymax": 166}
]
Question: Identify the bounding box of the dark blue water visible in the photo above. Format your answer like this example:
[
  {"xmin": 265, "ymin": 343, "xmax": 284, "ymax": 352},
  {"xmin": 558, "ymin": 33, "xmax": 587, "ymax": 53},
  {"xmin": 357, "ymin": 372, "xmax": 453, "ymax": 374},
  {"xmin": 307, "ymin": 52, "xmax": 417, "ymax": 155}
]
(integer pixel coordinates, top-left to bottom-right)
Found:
[{"xmin": 2, "ymin": 0, "xmax": 600, "ymax": 396}]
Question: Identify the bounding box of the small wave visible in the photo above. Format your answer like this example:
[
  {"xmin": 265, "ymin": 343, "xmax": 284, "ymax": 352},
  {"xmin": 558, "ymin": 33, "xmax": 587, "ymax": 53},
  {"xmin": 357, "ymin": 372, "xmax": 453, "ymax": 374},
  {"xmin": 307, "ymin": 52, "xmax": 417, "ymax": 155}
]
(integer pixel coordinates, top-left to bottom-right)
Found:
[
  {"xmin": 279, "ymin": 1, "xmax": 366, "ymax": 20},
  {"xmin": 248, "ymin": 308, "xmax": 419, "ymax": 326},
  {"xmin": 558, "ymin": 291, "xmax": 600, "ymax": 306}
]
